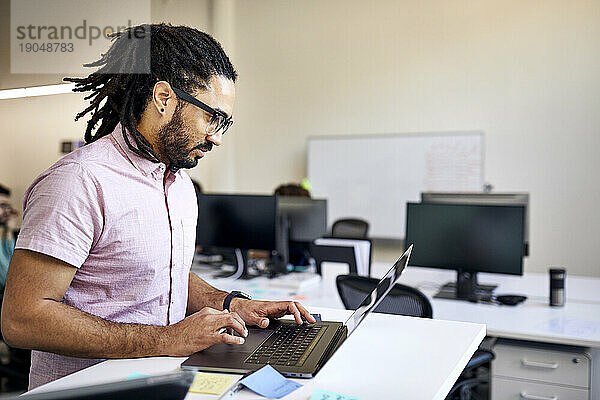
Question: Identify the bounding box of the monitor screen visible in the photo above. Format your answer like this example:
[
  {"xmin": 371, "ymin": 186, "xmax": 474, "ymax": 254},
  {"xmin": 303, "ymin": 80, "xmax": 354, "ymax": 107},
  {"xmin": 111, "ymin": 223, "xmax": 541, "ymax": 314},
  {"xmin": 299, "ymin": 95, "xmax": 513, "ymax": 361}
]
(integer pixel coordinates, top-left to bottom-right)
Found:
[
  {"xmin": 421, "ymin": 192, "xmax": 530, "ymax": 256},
  {"xmin": 278, "ymin": 196, "xmax": 327, "ymax": 242},
  {"xmin": 196, "ymin": 194, "xmax": 278, "ymax": 251},
  {"xmin": 405, "ymin": 202, "xmax": 525, "ymax": 275}
]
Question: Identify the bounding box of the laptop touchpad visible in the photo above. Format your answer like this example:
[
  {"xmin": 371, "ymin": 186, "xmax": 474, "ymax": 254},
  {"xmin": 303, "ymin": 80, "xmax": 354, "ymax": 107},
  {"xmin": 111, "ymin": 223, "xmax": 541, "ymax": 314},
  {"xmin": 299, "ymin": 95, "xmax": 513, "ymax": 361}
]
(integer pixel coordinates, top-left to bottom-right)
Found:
[{"xmin": 202, "ymin": 327, "xmax": 273, "ymax": 354}]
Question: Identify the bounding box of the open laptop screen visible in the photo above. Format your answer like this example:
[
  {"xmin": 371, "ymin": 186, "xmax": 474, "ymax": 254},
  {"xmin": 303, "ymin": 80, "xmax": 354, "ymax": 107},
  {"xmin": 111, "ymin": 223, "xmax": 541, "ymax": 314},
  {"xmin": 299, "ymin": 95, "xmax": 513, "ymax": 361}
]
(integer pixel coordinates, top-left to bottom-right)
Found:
[{"xmin": 344, "ymin": 245, "xmax": 413, "ymax": 334}]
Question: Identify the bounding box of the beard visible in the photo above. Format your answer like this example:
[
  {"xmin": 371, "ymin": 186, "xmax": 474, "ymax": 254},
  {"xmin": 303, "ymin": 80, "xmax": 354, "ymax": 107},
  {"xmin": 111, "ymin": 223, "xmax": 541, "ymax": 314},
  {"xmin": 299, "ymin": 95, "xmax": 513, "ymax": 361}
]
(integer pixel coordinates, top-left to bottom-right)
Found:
[{"xmin": 156, "ymin": 104, "xmax": 213, "ymax": 172}]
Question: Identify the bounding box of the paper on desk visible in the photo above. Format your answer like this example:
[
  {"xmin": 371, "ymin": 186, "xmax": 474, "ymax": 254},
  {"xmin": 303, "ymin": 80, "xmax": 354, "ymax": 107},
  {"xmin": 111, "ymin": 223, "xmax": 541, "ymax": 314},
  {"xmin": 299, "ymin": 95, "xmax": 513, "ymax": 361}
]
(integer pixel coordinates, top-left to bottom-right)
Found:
[
  {"xmin": 310, "ymin": 388, "xmax": 364, "ymax": 400},
  {"xmin": 268, "ymin": 272, "xmax": 321, "ymax": 291},
  {"xmin": 539, "ymin": 317, "xmax": 600, "ymax": 338},
  {"xmin": 239, "ymin": 365, "xmax": 302, "ymax": 399},
  {"xmin": 314, "ymin": 238, "xmax": 370, "ymax": 276},
  {"xmin": 189, "ymin": 372, "xmax": 239, "ymax": 395}
]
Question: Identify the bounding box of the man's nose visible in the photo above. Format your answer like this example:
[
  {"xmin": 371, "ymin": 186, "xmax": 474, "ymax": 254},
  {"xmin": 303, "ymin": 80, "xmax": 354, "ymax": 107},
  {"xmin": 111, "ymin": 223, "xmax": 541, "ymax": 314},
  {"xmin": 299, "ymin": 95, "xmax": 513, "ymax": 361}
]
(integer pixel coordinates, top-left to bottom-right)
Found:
[{"xmin": 207, "ymin": 131, "xmax": 223, "ymax": 146}]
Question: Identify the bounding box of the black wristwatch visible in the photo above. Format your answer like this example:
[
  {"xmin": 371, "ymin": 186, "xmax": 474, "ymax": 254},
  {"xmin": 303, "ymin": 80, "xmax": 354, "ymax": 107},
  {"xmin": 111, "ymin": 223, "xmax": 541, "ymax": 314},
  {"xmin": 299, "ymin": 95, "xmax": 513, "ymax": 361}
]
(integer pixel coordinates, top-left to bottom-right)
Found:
[{"xmin": 223, "ymin": 291, "xmax": 252, "ymax": 311}]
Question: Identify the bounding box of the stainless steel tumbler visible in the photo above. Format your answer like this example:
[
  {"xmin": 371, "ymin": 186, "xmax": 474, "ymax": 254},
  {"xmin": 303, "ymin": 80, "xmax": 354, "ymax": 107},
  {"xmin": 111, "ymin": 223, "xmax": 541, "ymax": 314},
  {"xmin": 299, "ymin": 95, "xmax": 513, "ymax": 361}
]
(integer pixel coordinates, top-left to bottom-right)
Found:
[{"xmin": 549, "ymin": 268, "xmax": 566, "ymax": 307}]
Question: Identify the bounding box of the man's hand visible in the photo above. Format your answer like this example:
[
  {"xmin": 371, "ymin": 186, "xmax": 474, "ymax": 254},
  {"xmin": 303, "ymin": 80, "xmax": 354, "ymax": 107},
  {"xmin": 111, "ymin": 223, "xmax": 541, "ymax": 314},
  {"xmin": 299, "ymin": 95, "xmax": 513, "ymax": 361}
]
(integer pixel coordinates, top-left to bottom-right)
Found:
[
  {"xmin": 165, "ymin": 307, "xmax": 248, "ymax": 357},
  {"xmin": 229, "ymin": 299, "xmax": 317, "ymax": 328}
]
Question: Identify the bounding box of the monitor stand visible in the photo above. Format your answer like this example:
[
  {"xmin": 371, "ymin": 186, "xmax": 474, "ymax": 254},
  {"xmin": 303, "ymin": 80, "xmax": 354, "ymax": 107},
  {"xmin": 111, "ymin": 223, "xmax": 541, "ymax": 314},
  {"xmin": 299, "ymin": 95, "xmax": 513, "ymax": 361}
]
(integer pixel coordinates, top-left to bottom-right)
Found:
[{"xmin": 433, "ymin": 271, "xmax": 497, "ymax": 302}]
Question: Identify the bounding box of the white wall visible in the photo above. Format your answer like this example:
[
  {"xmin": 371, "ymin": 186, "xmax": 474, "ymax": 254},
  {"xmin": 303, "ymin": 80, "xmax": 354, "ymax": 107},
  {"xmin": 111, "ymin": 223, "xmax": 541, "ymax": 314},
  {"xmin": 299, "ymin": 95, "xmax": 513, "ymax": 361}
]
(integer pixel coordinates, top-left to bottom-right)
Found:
[
  {"xmin": 1, "ymin": 0, "xmax": 599, "ymax": 277},
  {"xmin": 224, "ymin": 0, "xmax": 600, "ymax": 276}
]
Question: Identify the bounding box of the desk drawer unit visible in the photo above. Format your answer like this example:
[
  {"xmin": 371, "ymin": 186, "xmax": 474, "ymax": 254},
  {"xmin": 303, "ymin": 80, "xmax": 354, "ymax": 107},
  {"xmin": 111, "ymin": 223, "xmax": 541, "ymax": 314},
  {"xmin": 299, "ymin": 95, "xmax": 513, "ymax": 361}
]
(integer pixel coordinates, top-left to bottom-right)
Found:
[
  {"xmin": 492, "ymin": 376, "xmax": 589, "ymax": 400},
  {"xmin": 492, "ymin": 342, "xmax": 590, "ymax": 388}
]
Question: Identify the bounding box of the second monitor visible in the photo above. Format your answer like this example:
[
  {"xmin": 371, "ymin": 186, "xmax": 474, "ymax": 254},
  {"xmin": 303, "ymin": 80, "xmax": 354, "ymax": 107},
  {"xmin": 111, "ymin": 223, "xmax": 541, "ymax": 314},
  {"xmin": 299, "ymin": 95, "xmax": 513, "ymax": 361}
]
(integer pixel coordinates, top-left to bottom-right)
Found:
[
  {"xmin": 196, "ymin": 194, "xmax": 328, "ymax": 275},
  {"xmin": 278, "ymin": 196, "xmax": 327, "ymax": 242},
  {"xmin": 405, "ymin": 202, "xmax": 526, "ymax": 301},
  {"xmin": 196, "ymin": 194, "xmax": 288, "ymax": 277},
  {"xmin": 278, "ymin": 196, "xmax": 328, "ymax": 268}
]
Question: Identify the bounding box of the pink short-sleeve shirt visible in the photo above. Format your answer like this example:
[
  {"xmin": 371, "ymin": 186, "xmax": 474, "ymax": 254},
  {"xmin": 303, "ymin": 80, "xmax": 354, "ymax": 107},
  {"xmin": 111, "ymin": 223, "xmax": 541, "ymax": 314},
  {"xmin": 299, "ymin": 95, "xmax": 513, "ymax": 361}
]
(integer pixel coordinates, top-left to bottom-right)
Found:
[{"xmin": 16, "ymin": 124, "xmax": 198, "ymax": 389}]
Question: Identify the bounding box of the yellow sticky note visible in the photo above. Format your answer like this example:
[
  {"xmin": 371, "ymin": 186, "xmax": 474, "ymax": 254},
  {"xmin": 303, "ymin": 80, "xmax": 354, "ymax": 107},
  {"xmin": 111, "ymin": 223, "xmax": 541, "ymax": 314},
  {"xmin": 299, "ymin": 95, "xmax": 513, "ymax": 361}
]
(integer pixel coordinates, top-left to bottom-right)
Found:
[{"xmin": 188, "ymin": 372, "xmax": 238, "ymax": 395}]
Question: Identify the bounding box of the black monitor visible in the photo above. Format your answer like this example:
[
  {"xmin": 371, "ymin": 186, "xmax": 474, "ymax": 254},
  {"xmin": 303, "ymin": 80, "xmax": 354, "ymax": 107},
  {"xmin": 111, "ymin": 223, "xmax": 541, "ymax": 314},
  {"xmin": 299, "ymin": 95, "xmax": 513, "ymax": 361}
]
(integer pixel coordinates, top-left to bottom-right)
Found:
[
  {"xmin": 277, "ymin": 196, "xmax": 327, "ymax": 267},
  {"xmin": 196, "ymin": 194, "xmax": 288, "ymax": 276},
  {"xmin": 421, "ymin": 192, "xmax": 530, "ymax": 256},
  {"xmin": 278, "ymin": 197, "xmax": 327, "ymax": 242},
  {"xmin": 405, "ymin": 202, "xmax": 525, "ymax": 301}
]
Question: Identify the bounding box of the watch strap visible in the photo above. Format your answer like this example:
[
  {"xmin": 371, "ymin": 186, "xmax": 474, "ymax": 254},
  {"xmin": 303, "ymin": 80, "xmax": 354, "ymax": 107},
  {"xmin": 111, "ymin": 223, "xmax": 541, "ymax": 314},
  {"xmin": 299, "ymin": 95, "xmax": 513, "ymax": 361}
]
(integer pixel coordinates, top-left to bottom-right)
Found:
[{"xmin": 223, "ymin": 291, "xmax": 251, "ymax": 311}]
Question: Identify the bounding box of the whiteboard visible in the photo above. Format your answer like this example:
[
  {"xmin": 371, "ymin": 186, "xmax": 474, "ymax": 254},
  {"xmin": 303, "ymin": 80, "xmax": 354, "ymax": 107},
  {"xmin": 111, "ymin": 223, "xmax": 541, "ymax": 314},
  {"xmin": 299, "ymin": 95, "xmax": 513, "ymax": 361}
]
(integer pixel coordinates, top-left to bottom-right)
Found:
[{"xmin": 307, "ymin": 132, "xmax": 484, "ymax": 239}]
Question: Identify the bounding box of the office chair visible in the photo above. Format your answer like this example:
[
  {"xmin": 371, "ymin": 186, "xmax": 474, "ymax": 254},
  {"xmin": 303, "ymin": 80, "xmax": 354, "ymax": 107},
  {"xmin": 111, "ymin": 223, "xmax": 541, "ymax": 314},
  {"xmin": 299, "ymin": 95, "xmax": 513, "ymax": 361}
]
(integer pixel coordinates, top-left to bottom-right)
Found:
[
  {"xmin": 331, "ymin": 218, "xmax": 369, "ymax": 239},
  {"xmin": 336, "ymin": 275, "xmax": 494, "ymax": 400},
  {"xmin": 336, "ymin": 274, "xmax": 432, "ymax": 317}
]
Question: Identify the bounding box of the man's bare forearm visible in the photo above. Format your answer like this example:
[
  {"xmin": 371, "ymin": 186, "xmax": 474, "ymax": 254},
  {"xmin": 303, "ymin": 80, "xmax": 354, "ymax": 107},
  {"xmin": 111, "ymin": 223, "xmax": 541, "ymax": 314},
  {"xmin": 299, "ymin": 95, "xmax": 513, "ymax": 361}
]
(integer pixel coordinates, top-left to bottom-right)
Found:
[
  {"xmin": 187, "ymin": 272, "xmax": 229, "ymax": 315},
  {"xmin": 3, "ymin": 299, "xmax": 172, "ymax": 359}
]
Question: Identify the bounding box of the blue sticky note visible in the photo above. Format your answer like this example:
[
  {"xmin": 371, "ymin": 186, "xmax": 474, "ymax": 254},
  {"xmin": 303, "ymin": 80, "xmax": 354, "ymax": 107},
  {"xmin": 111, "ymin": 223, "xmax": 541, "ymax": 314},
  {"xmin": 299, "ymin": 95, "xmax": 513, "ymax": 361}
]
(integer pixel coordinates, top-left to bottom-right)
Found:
[
  {"xmin": 240, "ymin": 365, "xmax": 302, "ymax": 399},
  {"xmin": 310, "ymin": 388, "xmax": 364, "ymax": 400},
  {"xmin": 125, "ymin": 372, "xmax": 151, "ymax": 380}
]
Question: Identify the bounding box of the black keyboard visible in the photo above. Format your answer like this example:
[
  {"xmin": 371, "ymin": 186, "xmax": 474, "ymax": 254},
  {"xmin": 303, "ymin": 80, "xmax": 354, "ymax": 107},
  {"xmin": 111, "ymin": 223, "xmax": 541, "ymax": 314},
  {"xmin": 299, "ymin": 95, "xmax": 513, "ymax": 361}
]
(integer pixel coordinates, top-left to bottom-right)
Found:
[{"xmin": 245, "ymin": 323, "xmax": 325, "ymax": 367}]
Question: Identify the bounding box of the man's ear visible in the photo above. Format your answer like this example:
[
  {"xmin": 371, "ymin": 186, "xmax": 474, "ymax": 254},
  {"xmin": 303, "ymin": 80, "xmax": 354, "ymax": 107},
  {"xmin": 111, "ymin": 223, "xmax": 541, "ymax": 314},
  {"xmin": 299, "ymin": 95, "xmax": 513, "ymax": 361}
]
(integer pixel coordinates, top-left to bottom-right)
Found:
[{"xmin": 152, "ymin": 81, "xmax": 175, "ymax": 115}]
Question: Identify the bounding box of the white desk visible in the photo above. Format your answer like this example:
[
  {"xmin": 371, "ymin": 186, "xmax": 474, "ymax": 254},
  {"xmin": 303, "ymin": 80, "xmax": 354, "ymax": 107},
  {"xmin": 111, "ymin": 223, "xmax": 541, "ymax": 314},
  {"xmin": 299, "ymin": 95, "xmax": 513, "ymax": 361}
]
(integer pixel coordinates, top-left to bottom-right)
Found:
[
  {"xmin": 376, "ymin": 264, "xmax": 600, "ymax": 349},
  {"xmin": 196, "ymin": 262, "xmax": 600, "ymax": 398},
  {"xmin": 197, "ymin": 263, "xmax": 600, "ymax": 344},
  {"xmin": 27, "ymin": 307, "xmax": 485, "ymax": 400},
  {"xmin": 372, "ymin": 263, "xmax": 600, "ymax": 400}
]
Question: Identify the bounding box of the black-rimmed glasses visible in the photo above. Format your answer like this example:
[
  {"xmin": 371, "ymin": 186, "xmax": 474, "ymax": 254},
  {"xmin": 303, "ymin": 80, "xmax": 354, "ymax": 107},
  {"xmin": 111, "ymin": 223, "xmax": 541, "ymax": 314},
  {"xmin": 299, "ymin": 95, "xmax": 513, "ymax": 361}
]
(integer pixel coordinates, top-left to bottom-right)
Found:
[{"xmin": 172, "ymin": 86, "xmax": 233, "ymax": 136}]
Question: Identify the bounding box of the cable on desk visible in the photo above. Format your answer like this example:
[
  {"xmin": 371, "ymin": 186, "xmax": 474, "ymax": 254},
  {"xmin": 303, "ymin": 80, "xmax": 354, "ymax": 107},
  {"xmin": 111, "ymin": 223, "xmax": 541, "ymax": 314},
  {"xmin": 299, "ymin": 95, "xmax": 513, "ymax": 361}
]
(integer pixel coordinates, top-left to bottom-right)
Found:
[{"xmin": 216, "ymin": 248, "xmax": 245, "ymax": 281}]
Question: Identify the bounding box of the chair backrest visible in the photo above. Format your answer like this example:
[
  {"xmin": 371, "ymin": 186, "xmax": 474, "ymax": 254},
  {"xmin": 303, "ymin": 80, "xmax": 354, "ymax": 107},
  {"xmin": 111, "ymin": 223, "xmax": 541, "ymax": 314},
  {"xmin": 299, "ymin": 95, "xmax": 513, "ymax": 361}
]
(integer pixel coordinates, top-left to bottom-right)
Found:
[
  {"xmin": 331, "ymin": 218, "xmax": 369, "ymax": 239},
  {"xmin": 336, "ymin": 274, "xmax": 433, "ymax": 318}
]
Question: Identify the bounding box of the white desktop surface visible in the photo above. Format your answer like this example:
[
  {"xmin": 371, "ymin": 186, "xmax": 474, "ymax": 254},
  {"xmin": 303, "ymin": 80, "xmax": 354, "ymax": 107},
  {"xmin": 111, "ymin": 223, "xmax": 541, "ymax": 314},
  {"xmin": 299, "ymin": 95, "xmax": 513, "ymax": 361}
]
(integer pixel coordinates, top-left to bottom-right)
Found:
[
  {"xmin": 382, "ymin": 264, "xmax": 600, "ymax": 349},
  {"xmin": 194, "ymin": 261, "xmax": 600, "ymax": 348},
  {"xmin": 27, "ymin": 307, "xmax": 486, "ymax": 400}
]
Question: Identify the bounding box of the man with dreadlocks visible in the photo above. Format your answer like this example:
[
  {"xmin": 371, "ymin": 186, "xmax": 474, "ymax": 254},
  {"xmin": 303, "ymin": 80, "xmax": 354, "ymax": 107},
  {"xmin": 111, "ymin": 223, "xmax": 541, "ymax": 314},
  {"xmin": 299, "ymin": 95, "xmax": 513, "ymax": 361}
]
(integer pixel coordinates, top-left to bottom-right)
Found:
[{"xmin": 1, "ymin": 24, "xmax": 315, "ymax": 389}]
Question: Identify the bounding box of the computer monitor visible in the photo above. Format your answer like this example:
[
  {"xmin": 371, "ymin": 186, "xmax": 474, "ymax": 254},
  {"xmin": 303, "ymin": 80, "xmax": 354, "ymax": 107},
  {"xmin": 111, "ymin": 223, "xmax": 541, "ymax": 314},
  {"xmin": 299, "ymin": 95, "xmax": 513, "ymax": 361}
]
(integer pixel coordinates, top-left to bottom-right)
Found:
[
  {"xmin": 278, "ymin": 196, "xmax": 327, "ymax": 242},
  {"xmin": 421, "ymin": 192, "xmax": 530, "ymax": 256},
  {"xmin": 405, "ymin": 202, "xmax": 525, "ymax": 301},
  {"xmin": 277, "ymin": 196, "xmax": 327, "ymax": 267},
  {"xmin": 196, "ymin": 194, "xmax": 288, "ymax": 276}
]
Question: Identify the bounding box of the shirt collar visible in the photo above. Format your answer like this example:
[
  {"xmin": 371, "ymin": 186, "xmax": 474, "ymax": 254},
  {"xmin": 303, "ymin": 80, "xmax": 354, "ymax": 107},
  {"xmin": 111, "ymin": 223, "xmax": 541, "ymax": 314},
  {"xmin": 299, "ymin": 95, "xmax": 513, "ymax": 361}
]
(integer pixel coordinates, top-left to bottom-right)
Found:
[{"xmin": 111, "ymin": 123, "xmax": 167, "ymax": 178}]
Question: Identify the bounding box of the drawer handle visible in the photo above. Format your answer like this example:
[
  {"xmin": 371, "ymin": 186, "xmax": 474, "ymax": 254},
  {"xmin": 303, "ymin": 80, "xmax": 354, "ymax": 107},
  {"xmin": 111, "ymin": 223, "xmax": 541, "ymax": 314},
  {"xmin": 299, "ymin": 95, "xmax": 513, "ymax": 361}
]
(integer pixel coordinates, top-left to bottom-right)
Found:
[
  {"xmin": 520, "ymin": 359, "xmax": 559, "ymax": 369},
  {"xmin": 520, "ymin": 392, "xmax": 558, "ymax": 400}
]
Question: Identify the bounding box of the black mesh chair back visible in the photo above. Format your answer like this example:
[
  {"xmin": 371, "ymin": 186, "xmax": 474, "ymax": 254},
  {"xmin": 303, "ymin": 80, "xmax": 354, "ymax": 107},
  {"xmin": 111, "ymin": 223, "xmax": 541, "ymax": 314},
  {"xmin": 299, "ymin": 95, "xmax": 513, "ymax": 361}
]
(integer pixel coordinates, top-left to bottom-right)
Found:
[
  {"xmin": 331, "ymin": 218, "xmax": 369, "ymax": 239},
  {"xmin": 336, "ymin": 274, "xmax": 433, "ymax": 318}
]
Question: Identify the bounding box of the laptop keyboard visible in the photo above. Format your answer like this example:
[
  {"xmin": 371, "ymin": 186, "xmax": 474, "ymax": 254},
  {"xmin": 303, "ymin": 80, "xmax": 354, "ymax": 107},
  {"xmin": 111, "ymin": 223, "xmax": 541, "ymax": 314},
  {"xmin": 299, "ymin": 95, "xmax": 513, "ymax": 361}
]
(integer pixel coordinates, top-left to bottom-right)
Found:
[{"xmin": 245, "ymin": 323, "xmax": 325, "ymax": 367}]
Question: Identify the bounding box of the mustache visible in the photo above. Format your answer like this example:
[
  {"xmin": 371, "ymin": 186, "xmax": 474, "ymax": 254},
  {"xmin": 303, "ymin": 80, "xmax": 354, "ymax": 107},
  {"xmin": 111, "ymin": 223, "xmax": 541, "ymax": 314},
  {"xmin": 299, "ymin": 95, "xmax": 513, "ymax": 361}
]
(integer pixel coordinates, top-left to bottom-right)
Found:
[{"xmin": 194, "ymin": 142, "xmax": 213, "ymax": 153}]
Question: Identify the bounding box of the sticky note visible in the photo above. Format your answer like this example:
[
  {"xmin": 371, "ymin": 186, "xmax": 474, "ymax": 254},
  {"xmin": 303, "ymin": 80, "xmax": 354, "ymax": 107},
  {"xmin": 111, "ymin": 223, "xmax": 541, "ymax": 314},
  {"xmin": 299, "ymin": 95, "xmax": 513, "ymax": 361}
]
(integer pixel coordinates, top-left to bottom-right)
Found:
[
  {"xmin": 188, "ymin": 372, "xmax": 238, "ymax": 395},
  {"xmin": 125, "ymin": 372, "xmax": 151, "ymax": 380},
  {"xmin": 310, "ymin": 388, "xmax": 364, "ymax": 400},
  {"xmin": 240, "ymin": 365, "xmax": 302, "ymax": 399}
]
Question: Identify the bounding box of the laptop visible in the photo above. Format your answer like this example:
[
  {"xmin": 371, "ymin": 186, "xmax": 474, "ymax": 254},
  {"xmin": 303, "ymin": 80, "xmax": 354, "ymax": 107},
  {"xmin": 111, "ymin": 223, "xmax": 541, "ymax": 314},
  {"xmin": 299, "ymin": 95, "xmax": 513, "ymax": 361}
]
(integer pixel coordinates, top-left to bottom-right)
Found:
[{"xmin": 181, "ymin": 245, "xmax": 413, "ymax": 378}]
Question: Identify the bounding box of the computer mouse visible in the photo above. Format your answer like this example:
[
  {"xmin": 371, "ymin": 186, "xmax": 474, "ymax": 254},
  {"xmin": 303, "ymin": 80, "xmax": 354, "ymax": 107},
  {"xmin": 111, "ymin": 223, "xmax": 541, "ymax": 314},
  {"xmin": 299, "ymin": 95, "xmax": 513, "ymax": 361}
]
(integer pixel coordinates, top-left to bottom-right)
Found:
[{"xmin": 496, "ymin": 294, "xmax": 527, "ymax": 306}]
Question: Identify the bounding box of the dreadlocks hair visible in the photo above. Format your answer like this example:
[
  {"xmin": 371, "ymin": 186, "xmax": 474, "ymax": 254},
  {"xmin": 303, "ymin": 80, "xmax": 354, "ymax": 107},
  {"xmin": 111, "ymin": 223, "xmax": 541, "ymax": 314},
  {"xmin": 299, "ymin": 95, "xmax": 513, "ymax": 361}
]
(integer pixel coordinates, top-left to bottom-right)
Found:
[{"xmin": 65, "ymin": 23, "xmax": 237, "ymax": 163}]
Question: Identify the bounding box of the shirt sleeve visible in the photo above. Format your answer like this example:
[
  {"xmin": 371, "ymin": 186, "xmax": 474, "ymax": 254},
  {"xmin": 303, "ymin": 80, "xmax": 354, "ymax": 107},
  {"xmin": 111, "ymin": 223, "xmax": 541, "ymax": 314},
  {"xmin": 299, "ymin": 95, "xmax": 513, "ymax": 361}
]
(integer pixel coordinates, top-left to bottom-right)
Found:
[{"xmin": 15, "ymin": 162, "xmax": 104, "ymax": 268}]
